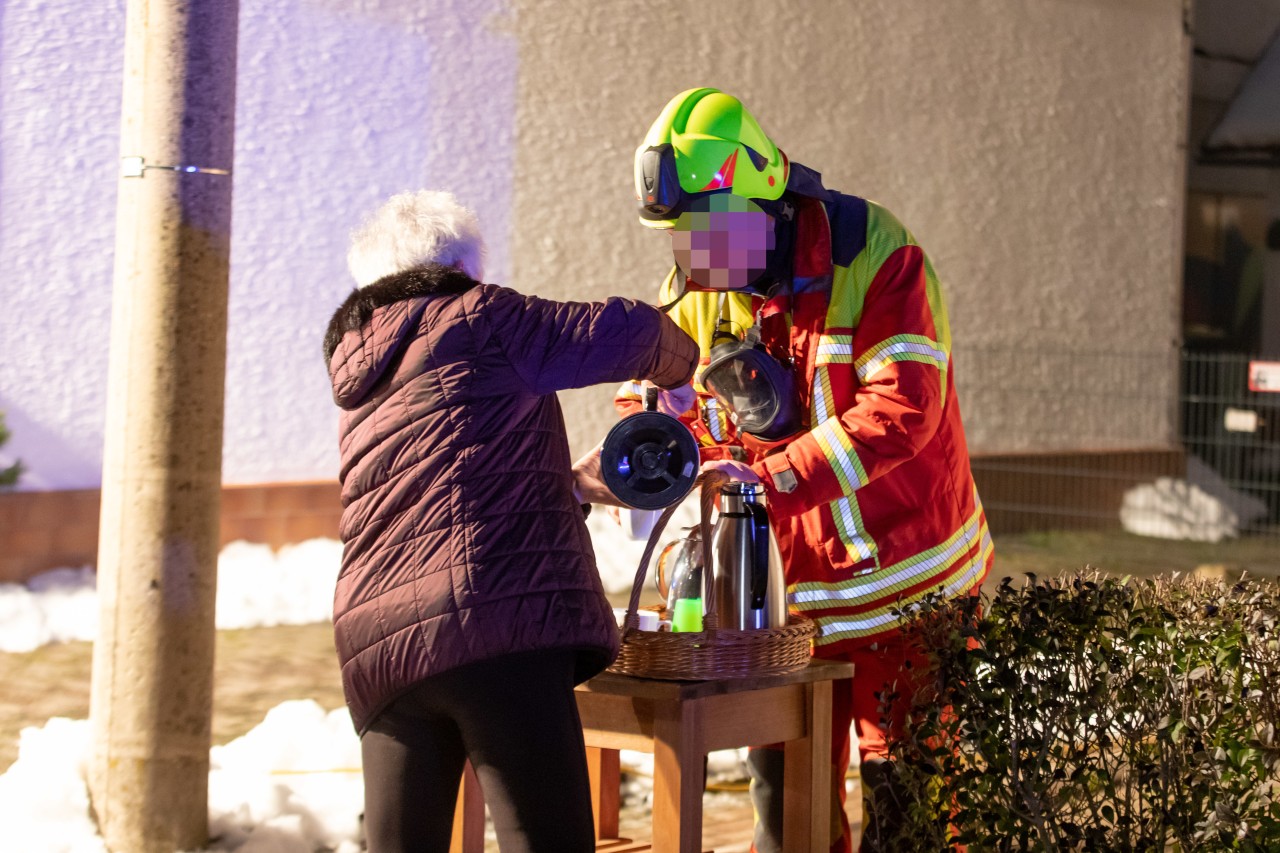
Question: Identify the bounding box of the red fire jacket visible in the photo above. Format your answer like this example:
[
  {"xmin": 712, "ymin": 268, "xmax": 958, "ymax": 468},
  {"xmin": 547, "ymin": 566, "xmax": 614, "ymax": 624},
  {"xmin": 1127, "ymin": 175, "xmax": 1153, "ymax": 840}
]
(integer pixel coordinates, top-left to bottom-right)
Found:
[{"xmin": 617, "ymin": 192, "xmax": 993, "ymax": 650}]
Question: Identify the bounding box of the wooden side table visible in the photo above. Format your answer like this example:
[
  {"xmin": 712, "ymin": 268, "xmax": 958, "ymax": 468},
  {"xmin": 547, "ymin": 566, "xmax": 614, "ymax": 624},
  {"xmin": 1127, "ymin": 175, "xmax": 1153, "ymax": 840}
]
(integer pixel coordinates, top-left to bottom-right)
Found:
[{"xmin": 450, "ymin": 659, "xmax": 854, "ymax": 853}]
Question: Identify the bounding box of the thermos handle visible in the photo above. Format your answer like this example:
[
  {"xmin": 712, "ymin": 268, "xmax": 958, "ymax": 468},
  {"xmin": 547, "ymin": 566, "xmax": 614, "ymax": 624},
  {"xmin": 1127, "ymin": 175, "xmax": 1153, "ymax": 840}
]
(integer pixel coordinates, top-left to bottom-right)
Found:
[{"xmin": 747, "ymin": 503, "xmax": 769, "ymax": 610}]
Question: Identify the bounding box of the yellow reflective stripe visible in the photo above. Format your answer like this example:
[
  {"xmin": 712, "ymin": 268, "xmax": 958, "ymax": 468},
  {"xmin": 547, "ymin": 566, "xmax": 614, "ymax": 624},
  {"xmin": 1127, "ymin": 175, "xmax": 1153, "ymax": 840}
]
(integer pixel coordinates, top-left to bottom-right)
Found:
[
  {"xmin": 789, "ymin": 499, "xmax": 988, "ymax": 610},
  {"xmin": 815, "ymin": 334, "xmax": 854, "ymax": 365},
  {"xmin": 809, "ymin": 399, "xmax": 874, "ymax": 560},
  {"xmin": 703, "ymin": 397, "xmax": 727, "ymax": 442},
  {"xmin": 855, "ymin": 334, "xmax": 948, "ymax": 382},
  {"xmin": 829, "ymin": 496, "xmax": 875, "ymax": 562},
  {"xmin": 811, "ymin": 365, "xmax": 836, "ymax": 423},
  {"xmin": 811, "ymin": 525, "xmax": 991, "ymax": 644},
  {"xmin": 812, "ymin": 606, "xmax": 900, "ymax": 640},
  {"xmin": 812, "ymin": 417, "xmax": 868, "ymax": 493}
]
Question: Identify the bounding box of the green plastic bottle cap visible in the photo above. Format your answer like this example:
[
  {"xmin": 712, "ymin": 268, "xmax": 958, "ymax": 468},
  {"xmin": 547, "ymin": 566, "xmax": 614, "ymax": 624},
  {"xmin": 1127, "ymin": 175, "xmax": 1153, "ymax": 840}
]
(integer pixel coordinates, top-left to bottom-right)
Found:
[{"xmin": 671, "ymin": 597, "xmax": 704, "ymax": 633}]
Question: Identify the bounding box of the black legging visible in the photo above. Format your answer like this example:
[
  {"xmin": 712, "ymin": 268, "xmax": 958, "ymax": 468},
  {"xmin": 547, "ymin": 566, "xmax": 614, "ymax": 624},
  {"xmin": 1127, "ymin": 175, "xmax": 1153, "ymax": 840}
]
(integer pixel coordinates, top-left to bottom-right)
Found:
[{"xmin": 360, "ymin": 649, "xmax": 596, "ymax": 853}]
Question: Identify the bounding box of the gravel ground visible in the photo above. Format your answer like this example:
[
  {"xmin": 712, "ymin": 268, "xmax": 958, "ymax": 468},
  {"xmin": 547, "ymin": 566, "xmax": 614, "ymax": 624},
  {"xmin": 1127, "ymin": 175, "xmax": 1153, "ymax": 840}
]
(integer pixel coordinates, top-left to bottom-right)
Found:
[
  {"xmin": 3, "ymin": 528, "xmax": 1276, "ymax": 847},
  {"xmin": 6, "ymin": 529, "xmax": 1278, "ymax": 771}
]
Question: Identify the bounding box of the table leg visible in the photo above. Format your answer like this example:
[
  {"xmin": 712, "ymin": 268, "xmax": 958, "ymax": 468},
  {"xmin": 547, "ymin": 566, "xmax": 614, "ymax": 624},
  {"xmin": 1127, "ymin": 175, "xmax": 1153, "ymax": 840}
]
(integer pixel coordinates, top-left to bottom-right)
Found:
[
  {"xmin": 587, "ymin": 746, "xmax": 621, "ymax": 840},
  {"xmin": 783, "ymin": 680, "xmax": 833, "ymax": 853},
  {"xmin": 651, "ymin": 698, "xmax": 704, "ymax": 853},
  {"xmin": 449, "ymin": 760, "xmax": 484, "ymax": 853}
]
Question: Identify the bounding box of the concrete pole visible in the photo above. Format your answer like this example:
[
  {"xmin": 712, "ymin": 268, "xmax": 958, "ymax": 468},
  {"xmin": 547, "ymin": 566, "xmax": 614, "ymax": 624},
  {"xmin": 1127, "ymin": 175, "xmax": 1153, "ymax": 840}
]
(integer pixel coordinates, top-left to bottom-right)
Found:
[{"xmin": 88, "ymin": 1, "xmax": 239, "ymax": 851}]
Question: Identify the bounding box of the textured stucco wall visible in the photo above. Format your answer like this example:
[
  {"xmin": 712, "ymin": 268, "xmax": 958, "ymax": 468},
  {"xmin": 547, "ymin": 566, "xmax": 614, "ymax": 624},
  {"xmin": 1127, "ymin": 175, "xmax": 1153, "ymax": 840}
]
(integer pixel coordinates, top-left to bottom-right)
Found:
[
  {"xmin": 0, "ymin": 0, "xmax": 517, "ymax": 488},
  {"xmin": 512, "ymin": 0, "xmax": 1190, "ymax": 458},
  {"xmin": 0, "ymin": 0, "xmax": 1187, "ymax": 490},
  {"xmin": 0, "ymin": 1, "xmax": 124, "ymax": 489}
]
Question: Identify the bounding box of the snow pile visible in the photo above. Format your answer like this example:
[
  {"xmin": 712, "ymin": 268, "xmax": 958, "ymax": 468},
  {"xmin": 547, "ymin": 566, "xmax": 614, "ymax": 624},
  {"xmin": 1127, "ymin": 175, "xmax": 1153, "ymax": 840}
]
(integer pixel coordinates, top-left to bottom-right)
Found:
[
  {"xmin": 0, "ymin": 703, "xmax": 366, "ymax": 853},
  {"xmin": 0, "ymin": 718, "xmax": 105, "ymax": 853},
  {"xmin": 1186, "ymin": 454, "xmax": 1269, "ymax": 529},
  {"xmin": 0, "ymin": 567, "xmax": 98, "ymax": 653},
  {"xmin": 0, "ymin": 699, "xmax": 745, "ymax": 853},
  {"xmin": 0, "ymin": 490, "xmax": 790, "ymax": 852},
  {"xmin": 1120, "ymin": 457, "xmax": 1269, "ymax": 543},
  {"xmin": 0, "ymin": 539, "xmax": 345, "ymax": 654},
  {"xmin": 206, "ymin": 701, "xmax": 364, "ymax": 853},
  {"xmin": 0, "ymin": 497, "xmax": 702, "ymax": 654},
  {"xmin": 213, "ymin": 540, "xmax": 343, "ymax": 630},
  {"xmin": 1120, "ymin": 478, "xmax": 1241, "ymax": 542}
]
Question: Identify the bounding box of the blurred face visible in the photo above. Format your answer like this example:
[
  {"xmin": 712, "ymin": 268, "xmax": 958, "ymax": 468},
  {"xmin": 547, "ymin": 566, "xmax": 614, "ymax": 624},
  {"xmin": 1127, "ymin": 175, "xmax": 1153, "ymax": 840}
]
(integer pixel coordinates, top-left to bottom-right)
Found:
[{"xmin": 670, "ymin": 194, "xmax": 775, "ymax": 290}]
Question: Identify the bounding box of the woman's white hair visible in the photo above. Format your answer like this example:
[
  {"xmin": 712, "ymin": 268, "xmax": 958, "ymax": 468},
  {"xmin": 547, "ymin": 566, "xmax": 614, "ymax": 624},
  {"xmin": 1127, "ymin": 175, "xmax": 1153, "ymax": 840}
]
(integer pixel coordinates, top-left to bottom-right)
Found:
[{"xmin": 347, "ymin": 190, "xmax": 486, "ymax": 287}]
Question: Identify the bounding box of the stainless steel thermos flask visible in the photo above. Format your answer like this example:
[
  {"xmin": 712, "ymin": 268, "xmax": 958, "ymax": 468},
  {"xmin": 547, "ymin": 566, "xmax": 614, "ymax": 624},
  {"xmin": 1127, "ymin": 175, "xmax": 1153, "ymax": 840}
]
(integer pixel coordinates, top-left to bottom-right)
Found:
[
  {"xmin": 711, "ymin": 482, "xmax": 788, "ymax": 630},
  {"xmin": 654, "ymin": 481, "xmax": 788, "ymax": 632}
]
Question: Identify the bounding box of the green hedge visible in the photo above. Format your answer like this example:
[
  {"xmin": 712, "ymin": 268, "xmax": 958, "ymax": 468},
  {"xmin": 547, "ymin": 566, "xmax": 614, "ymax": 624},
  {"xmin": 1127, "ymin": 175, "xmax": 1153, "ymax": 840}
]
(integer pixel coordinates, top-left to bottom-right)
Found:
[
  {"xmin": 884, "ymin": 571, "xmax": 1280, "ymax": 852},
  {"xmin": 0, "ymin": 411, "xmax": 21, "ymax": 487}
]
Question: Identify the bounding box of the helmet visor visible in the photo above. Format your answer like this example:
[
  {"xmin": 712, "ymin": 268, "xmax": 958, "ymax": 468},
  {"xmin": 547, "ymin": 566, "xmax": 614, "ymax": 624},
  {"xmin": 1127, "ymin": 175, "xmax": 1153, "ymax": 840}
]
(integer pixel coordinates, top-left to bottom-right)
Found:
[{"xmin": 670, "ymin": 194, "xmax": 775, "ymax": 291}]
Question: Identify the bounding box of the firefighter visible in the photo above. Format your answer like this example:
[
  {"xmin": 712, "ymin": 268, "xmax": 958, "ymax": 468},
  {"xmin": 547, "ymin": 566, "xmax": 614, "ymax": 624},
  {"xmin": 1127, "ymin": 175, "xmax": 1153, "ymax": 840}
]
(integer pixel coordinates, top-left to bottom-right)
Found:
[{"xmin": 617, "ymin": 87, "xmax": 995, "ymax": 853}]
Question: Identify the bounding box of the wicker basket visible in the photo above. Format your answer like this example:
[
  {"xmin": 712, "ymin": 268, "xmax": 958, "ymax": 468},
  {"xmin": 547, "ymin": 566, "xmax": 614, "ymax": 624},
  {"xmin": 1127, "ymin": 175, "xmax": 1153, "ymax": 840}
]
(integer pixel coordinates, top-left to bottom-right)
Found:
[{"xmin": 607, "ymin": 470, "xmax": 817, "ymax": 680}]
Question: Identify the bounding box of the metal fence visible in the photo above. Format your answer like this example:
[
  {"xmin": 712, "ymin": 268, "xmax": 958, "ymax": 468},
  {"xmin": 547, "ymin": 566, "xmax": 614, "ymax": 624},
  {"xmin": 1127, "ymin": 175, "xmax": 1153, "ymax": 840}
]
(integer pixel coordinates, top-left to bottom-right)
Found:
[
  {"xmin": 960, "ymin": 348, "xmax": 1280, "ymax": 541},
  {"xmin": 1178, "ymin": 352, "xmax": 1280, "ymax": 535}
]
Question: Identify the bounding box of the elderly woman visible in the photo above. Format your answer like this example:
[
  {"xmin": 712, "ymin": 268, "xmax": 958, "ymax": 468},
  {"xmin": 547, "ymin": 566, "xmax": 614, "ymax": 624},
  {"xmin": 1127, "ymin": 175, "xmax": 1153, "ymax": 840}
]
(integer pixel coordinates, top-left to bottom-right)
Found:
[{"xmin": 323, "ymin": 190, "xmax": 697, "ymax": 853}]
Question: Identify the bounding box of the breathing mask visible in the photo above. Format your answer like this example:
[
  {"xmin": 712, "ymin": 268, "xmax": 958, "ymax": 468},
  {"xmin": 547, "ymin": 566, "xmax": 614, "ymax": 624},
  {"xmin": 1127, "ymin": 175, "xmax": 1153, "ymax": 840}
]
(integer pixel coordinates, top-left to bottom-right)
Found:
[{"xmin": 701, "ymin": 313, "xmax": 802, "ymax": 442}]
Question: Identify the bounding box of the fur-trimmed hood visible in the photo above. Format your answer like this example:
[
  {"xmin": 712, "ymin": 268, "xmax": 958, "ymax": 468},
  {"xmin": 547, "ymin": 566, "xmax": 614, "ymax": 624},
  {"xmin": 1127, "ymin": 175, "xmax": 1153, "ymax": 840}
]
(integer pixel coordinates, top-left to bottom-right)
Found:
[
  {"xmin": 324, "ymin": 264, "xmax": 478, "ymax": 408},
  {"xmin": 324, "ymin": 264, "xmax": 477, "ymax": 362}
]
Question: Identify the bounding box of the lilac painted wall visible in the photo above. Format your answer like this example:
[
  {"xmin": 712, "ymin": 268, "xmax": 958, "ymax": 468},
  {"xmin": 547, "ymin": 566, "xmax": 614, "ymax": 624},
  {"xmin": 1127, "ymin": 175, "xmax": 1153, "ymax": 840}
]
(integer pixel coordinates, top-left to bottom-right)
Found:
[
  {"xmin": 0, "ymin": 0, "xmax": 517, "ymax": 489},
  {"xmin": 0, "ymin": 1, "xmax": 124, "ymax": 489}
]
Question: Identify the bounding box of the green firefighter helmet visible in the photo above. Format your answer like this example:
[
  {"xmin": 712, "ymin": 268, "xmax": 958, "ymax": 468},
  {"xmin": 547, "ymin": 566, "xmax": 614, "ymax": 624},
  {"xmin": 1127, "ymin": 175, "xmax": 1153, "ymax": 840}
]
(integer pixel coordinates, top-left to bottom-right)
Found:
[{"xmin": 635, "ymin": 88, "xmax": 789, "ymax": 229}]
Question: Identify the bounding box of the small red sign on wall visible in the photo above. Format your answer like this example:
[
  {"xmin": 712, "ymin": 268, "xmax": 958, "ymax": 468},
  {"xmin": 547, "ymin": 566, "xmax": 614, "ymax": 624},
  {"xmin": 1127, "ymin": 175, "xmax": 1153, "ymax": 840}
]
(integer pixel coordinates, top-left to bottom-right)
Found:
[{"xmin": 1248, "ymin": 361, "xmax": 1280, "ymax": 393}]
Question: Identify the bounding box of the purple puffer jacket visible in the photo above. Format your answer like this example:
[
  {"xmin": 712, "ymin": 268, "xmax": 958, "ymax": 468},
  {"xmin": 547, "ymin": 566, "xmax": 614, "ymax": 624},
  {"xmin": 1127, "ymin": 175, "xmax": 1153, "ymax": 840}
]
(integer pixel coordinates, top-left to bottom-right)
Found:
[{"xmin": 323, "ymin": 264, "xmax": 697, "ymax": 733}]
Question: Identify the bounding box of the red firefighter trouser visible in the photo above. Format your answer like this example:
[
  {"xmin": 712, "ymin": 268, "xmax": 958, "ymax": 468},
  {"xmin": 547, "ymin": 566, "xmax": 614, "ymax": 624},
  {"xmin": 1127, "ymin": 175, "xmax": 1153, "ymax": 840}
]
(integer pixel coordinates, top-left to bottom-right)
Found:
[{"xmin": 749, "ymin": 629, "xmax": 930, "ymax": 853}]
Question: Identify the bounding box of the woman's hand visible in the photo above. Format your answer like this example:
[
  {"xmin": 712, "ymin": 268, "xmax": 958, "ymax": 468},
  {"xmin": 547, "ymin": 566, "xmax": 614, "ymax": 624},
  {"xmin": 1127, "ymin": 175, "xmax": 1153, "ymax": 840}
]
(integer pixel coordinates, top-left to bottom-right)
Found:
[
  {"xmin": 699, "ymin": 458, "xmax": 760, "ymax": 484},
  {"xmin": 643, "ymin": 381, "xmax": 696, "ymax": 417},
  {"xmin": 571, "ymin": 443, "xmax": 632, "ymax": 507}
]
